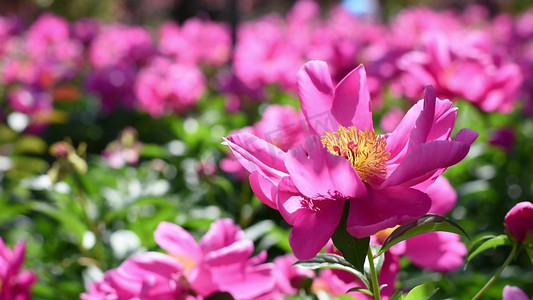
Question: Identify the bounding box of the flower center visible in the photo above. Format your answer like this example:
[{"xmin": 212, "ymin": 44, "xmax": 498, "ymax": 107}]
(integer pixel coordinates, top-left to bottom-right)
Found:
[
  {"xmin": 321, "ymin": 126, "xmax": 390, "ymax": 183},
  {"xmin": 172, "ymin": 253, "xmax": 198, "ymax": 273}
]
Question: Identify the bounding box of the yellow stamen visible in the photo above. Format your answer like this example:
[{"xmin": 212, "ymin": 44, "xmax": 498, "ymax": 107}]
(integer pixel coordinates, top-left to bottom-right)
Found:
[
  {"xmin": 172, "ymin": 253, "xmax": 197, "ymax": 273},
  {"xmin": 321, "ymin": 126, "xmax": 390, "ymax": 183}
]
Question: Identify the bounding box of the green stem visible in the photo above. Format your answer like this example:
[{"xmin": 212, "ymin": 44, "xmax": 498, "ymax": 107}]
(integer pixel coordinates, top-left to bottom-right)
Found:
[
  {"xmin": 367, "ymin": 246, "xmax": 381, "ymax": 300},
  {"xmin": 472, "ymin": 243, "xmax": 518, "ymax": 300}
]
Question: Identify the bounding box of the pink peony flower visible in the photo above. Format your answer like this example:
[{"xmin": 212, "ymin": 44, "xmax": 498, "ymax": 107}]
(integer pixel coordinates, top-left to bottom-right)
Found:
[
  {"xmin": 0, "ymin": 237, "xmax": 37, "ymax": 300},
  {"xmin": 81, "ymin": 252, "xmax": 187, "ymax": 300},
  {"xmin": 504, "ymin": 201, "xmax": 533, "ymax": 243},
  {"xmin": 154, "ymin": 219, "xmax": 275, "ymax": 299},
  {"xmin": 224, "ymin": 61, "xmax": 477, "ymax": 260},
  {"xmin": 159, "ymin": 19, "xmax": 231, "ymax": 67},
  {"xmin": 135, "ymin": 57, "xmax": 206, "ymax": 117},
  {"xmin": 89, "ymin": 24, "xmax": 154, "ymax": 69},
  {"xmin": 394, "ymin": 34, "xmax": 523, "ymax": 113},
  {"xmin": 502, "ymin": 285, "xmax": 530, "ymax": 300}
]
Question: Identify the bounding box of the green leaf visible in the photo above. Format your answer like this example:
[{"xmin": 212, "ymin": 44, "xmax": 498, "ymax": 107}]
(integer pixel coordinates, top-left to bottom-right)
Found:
[
  {"xmin": 389, "ymin": 290, "xmax": 404, "ymax": 300},
  {"xmin": 346, "ymin": 287, "xmax": 373, "ymax": 296},
  {"xmin": 378, "ymin": 214, "xmax": 470, "ymax": 256},
  {"xmin": 30, "ymin": 202, "xmax": 87, "ymax": 243},
  {"xmin": 295, "ymin": 253, "xmax": 370, "ymax": 289},
  {"xmin": 526, "ymin": 246, "xmax": 533, "ymax": 265},
  {"xmin": 404, "ymin": 283, "xmax": 438, "ymax": 300},
  {"xmin": 332, "ymin": 201, "xmax": 370, "ymax": 272},
  {"xmin": 467, "ymin": 235, "xmax": 512, "ymax": 262}
]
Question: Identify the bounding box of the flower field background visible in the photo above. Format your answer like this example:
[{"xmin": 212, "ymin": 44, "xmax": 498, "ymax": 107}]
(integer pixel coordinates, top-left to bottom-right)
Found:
[{"xmin": 1, "ymin": 0, "xmax": 533, "ymax": 299}]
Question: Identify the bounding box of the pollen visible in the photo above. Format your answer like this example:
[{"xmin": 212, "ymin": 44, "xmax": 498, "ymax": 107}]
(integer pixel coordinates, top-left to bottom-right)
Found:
[{"xmin": 321, "ymin": 126, "xmax": 390, "ymax": 183}]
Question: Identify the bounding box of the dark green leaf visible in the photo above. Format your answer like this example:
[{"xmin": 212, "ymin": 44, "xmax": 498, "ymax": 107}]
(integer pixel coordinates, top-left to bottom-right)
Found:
[
  {"xmin": 346, "ymin": 287, "xmax": 373, "ymax": 296},
  {"xmin": 524, "ymin": 245, "xmax": 533, "ymax": 265},
  {"xmin": 467, "ymin": 235, "xmax": 512, "ymax": 262},
  {"xmin": 404, "ymin": 283, "xmax": 438, "ymax": 300},
  {"xmin": 295, "ymin": 253, "xmax": 370, "ymax": 288},
  {"xmin": 332, "ymin": 201, "xmax": 370, "ymax": 272},
  {"xmin": 378, "ymin": 214, "xmax": 470, "ymax": 256}
]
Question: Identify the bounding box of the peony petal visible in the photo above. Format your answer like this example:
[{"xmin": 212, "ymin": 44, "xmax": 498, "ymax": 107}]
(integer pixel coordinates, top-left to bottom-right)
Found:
[
  {"xmin": 382, "ymin": 128, "xmax": 478, "ymax": 188},
  {"xmin": 249, "ymin": 171, "xmax": 278, "ymax": 209},
  {"xmin": 154, "ymin": 222, "xmax": 202, "ymax": 263},
  {"xmin": 297, "ymin": 60, "xmax": 338, "ymax": 135},
  {"xmin": 203, "ymin": 240, "xmax": 254, "ymax": 266},
  {"xmin": 211, "ymin": 263, "xmax": 275, "ymax": 300},
  {"xmin": 331, "ymin": 64, "xmax": 374, "ymax": 131},
  {"xmin": 404, "ymin": 232, "xmax": 466, "ymax": 272},
  {"xmin": 200, "ymin": 219, "xmax": 246, "ymax": 253},
  {"xmin": 285, "ymin": 135, "xmax": 366, "ymax": 200},
  {"xmin": 223, "ymin": 133, "xmax": 288, "ymax": 184},
  {"xmin": 347, "ymin": 186, "xmax": 431, "ymax": 238},
  {"xmin": 287, "ymin": 199, "xmax": 345, "ymax": 260},
  {"xmin": 386, "ymin": 95, "xmax": 456, "ymax": 165}
]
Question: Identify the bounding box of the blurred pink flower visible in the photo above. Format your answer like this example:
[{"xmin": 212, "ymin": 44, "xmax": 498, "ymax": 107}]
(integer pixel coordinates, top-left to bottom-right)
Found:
[
  {"xmin": 504, "ymin": 201, "xmax": 533, "ymax": 243},
  {"xmin": 224, "ymin": 61, "xmax": 477, "ymax": 260},
  {"xmin": 0, "ymin": 13, "xmax": 82, "ymax": 88},
  {"xmin": 394, "ymin": 34, "xmax": 523, "ymax": 113},
  {"xmin": 82, "ymin": 252, "xmax": 187, "ymax": 300},
  {"xmin": 154, "ymin": 219, "xmax": 275, "ymax": 299},
  {"xmin": 489, "ymin": 127, "xmax": 516, "ymax": 152},
  {"xmin": 159, "ymin": 19, "xmax": 231, "ymax": 67},
  {"xmin": 270, "ymin": 254, "xmax": 314, "ymax": 297},
  {"xmin": 0, "ymin": 237, "xmax": 37, "ymax": 300},
  {"xmin": 102, "ymin": 127, "xmax": 143, "ymax": 168},
  {"xmin": 89, "ymin": 24, "xmax": 154, "ymax": 69},
  {"xmin": 85, "ymin": 65, "xmax": 137, "ymax": 113},
  {"xmin": 379, "ymin": 107, "xmax": 404, "ymax": 133},
  {"xmin": 135, "ymin": 57, "xmax": 206, "ymax": 117},
  {"xmin": 503, "ymin": 285, "xmax": 530, "ymax": 300}
]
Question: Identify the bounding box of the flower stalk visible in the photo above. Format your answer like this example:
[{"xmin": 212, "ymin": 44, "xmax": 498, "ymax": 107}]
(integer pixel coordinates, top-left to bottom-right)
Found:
[
  {"xmin": 472, "ymin": 242, "xmax": 518, "ymax": 300},
  {"xmin": 367, "ymin": 246, "xmax": 381, "ymax": 300}
]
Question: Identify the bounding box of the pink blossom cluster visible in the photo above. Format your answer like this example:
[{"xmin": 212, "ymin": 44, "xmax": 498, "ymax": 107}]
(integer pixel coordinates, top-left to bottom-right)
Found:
[
  {"xmin": 2, "ymin": 2, "xmax": 533, "ymax": 134},
  {"xmin": 0, "ymin": 237, "xmax": 37, "ymax": 300},
  {"xmin": 82, "ymin": 219, "xmax": 313, "ymax": 299}
]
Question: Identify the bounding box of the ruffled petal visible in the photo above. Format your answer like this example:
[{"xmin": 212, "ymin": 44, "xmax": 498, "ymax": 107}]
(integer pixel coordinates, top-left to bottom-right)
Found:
[
  {"xmin": 331, "ymin": 64, "xmax": 373, "ymax": 131},
  {"xmin": 382, "ymin": 128, "xmax": 478, "ymax": 188},
  {"xmin": 285, "ymin": 135, "xmax": 366, "ymax": 200},
  {"xmin": 249, "ymin": 171, "xmax": 278, "ymax": 209},
  {"xmin": 154, "ymin": 222, "xmax": 202, "ymax": 263},
  {"xmin": 223, "ymin": 133, "xmax": 288, "ymax": 184},
  {"xmin": 278, "ymin": 185, "xmax": 345, "ymax": 260},
  {"xmin": 347, "ymin": 186, "xmax": 431, "ymax": 238},
  {"xmin": 297, "ymin": 60, "xmax": 338, "ymax": 135}
]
